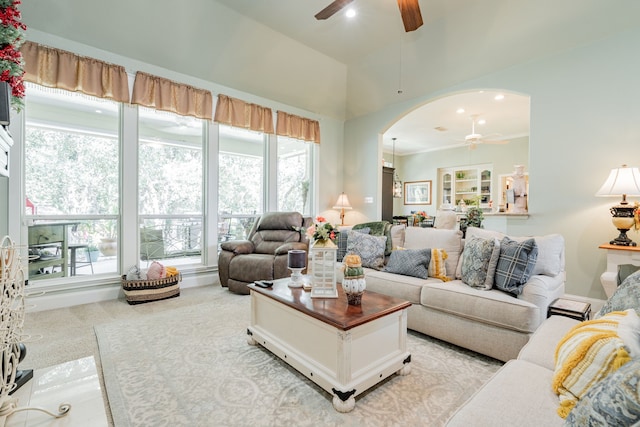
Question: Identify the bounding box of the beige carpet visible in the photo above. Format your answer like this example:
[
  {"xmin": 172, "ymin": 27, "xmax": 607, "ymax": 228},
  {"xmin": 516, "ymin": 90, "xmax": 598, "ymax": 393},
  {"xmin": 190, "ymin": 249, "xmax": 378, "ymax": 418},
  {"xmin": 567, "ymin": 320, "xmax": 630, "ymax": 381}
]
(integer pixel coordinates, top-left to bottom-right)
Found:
[{"xmin": 91, "ymin": 286, "xmax": 502, "ymax": 426}]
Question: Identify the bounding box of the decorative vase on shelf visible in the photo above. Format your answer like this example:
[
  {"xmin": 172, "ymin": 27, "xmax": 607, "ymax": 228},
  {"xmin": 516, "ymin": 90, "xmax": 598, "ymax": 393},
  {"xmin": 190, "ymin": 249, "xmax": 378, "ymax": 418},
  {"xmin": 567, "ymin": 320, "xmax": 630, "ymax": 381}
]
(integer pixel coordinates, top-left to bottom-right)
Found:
[{"xmin": 342, "ymin": 254, "xmax": 366, "ymax": 306}]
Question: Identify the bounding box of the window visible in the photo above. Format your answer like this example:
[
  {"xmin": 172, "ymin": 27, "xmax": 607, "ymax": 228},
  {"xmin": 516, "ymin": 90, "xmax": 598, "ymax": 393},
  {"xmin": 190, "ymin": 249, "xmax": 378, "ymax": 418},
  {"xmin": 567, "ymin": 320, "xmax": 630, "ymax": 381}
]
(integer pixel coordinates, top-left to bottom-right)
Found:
[
  {"xmin": 217, "ymin": 125, "xmax": 265, "ymax": 245},
  {"xmin": 138, "ymin": 107, "xmax": 204, "ymax": 267},
  {"xmin": 277, "ymin": 136, "xmax": 312, "ymax": 215},
  {"xmin": 24, "ymin": 83, "xmax": 120, "ymax": 280}
]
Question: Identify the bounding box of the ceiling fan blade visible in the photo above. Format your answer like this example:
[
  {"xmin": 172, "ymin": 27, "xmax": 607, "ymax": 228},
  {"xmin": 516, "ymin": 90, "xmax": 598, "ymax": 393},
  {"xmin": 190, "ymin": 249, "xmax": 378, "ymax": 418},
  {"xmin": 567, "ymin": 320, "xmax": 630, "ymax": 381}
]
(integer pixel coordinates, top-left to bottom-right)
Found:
[
  {"xmin": 483, "ymin": 139, "xmax": 510, "ymax": 145},
  {"xmin": 397, "ymin": 0, "xmax": 423, "ymax": 32},
  {"xmin": 315, "ymin": 0, "xmax": 355, "ymax": 20}
]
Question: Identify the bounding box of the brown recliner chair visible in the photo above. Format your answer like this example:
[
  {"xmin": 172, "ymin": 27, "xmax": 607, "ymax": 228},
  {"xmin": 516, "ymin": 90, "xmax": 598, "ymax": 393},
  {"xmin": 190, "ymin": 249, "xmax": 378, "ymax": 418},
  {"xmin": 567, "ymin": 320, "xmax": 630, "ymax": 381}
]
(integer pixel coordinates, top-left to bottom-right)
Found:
[{"xmin": 218, "ymin": 211, "xmax": 313, "ymax": 294}]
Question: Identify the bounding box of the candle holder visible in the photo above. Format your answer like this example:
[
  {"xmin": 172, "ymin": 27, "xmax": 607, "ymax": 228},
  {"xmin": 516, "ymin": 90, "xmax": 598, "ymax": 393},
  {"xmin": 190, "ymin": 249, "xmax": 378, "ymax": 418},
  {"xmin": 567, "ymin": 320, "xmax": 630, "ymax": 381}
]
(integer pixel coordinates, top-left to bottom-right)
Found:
[{"xmin": 287, "ymin": 250, "xmax": 307, "ymax": 288}]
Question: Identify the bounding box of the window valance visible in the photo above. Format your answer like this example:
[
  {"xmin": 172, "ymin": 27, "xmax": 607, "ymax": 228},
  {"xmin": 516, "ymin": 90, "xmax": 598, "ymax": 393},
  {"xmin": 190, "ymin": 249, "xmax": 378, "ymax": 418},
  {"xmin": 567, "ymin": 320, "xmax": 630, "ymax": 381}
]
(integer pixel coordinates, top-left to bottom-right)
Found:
[
  {"xmin": 213, "ymin": 94, "xmax": 274, "ymax": 134},
  {"xmin": 20, "ymin": 41, "xmax": 130, "ymax": 103},
  {"xmin": 131, "ymin": 71, "xmax": 213, "ymax": 120},
  {"xmin": 276, "ymin": 110, "xmax": 320, "ymax": 144}
]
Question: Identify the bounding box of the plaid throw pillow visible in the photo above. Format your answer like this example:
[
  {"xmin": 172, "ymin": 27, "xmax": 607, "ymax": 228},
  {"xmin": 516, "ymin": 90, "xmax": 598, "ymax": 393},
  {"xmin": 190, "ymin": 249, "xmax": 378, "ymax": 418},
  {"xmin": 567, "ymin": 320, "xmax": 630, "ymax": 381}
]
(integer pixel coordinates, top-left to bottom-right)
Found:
[{"xmin": 494, "ymin": 237, "xmax": 538, "ymax": 295}]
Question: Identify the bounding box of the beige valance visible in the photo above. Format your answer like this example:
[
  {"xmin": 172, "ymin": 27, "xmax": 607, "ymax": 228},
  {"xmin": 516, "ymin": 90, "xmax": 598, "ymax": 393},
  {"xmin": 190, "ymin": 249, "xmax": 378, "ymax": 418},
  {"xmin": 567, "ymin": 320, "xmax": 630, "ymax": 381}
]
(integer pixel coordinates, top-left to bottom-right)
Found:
[
  {"xmin": 131, "ymin": 72, "xmax": 213, "ymax": 120},
  {"xmin": 20, "ymin": 41, "xmax": 130, "ymax": 103},
  {"xmin": 276, "ymin": 110, "xmax": 320, "ymax": 144},
  {"xmin": 213, "ymin": 94, "xmax": 274, "ymax": 134}
]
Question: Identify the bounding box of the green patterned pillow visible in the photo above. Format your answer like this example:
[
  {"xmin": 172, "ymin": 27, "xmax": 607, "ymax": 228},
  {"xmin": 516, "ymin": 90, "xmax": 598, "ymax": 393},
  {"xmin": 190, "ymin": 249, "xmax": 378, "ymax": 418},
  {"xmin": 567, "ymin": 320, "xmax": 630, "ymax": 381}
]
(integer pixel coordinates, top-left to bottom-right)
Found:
[
  {"xmin": 346, "ymin": 230, "xmax": 387, "ymax": 270},
  {"xmin": 494, "ymin": 237, "xmax": 538, "ymax": 295},
  {"xmin": 385, "ymin": 248, "xmax": 431, "ymax": 279},
  {"xmin": 461, "ymin": 236, "xmax": 500, "ymax": 289}
]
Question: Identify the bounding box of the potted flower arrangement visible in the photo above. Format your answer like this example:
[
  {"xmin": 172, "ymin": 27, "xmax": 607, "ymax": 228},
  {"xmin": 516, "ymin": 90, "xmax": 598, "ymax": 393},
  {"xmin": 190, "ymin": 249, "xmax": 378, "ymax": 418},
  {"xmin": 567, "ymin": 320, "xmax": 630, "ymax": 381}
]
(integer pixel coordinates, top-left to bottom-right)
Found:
[
  {"xmin": 304, "ymin": 216, "xmax": 339, "ymax": 245},
  {"xmin": 0, "ymin": 0, "xmax": 26, "ymax": 111}
]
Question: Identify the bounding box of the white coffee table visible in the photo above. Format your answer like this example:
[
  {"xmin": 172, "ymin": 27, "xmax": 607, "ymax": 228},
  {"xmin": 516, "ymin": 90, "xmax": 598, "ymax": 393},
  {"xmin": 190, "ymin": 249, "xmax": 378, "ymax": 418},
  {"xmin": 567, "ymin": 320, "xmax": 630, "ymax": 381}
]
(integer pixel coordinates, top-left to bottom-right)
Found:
[{"xmin": 247, "ymin": 279, "xmax": 411, "ymax": 412}]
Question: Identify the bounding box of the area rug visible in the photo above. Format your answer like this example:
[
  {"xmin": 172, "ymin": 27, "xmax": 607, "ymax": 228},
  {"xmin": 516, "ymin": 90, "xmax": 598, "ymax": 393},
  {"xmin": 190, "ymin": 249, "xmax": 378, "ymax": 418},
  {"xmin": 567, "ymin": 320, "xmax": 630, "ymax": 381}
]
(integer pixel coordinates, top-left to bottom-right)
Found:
[{"xmin": 95, "ymin": 292, "xmax": 502, "ymax": 426}]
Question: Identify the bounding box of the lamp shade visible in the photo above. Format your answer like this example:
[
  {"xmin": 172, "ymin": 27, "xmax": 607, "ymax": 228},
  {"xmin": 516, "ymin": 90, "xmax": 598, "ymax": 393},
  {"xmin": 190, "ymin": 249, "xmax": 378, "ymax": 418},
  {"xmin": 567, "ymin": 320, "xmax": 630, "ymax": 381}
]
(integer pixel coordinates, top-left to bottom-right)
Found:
[
  {"xmin": 333, "ymin": 193, "xmax": 353, "ymax": 210},
  {"xmin": 596, "ymin": 165, "xmax": 640, "ymax": 202}
]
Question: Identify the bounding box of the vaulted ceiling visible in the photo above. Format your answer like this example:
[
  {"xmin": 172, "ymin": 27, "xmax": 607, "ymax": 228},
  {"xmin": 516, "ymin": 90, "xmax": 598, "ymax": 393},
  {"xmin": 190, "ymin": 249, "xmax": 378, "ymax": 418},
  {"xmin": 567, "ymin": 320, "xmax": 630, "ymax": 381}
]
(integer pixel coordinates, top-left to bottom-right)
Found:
[{"xmin": 19, "ymin": 0, "xmax": 640, "ymax": 153}]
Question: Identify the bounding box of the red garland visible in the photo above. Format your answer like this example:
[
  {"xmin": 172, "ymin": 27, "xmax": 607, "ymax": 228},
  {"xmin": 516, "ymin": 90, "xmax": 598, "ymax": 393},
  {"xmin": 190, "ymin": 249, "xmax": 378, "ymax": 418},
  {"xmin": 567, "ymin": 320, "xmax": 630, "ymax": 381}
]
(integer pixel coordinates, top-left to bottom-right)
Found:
[{"xmin": 0, "ymin": 0, "xmax": 26, "ymax": 104}]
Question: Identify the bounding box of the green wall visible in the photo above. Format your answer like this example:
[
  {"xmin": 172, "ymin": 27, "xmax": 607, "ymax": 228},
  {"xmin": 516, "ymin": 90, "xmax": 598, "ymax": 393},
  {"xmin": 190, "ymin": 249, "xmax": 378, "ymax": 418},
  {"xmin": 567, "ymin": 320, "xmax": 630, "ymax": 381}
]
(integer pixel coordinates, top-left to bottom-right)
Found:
[{"xmin": 345, "ymin": 26, "xmax": 640, "ymax": 300}]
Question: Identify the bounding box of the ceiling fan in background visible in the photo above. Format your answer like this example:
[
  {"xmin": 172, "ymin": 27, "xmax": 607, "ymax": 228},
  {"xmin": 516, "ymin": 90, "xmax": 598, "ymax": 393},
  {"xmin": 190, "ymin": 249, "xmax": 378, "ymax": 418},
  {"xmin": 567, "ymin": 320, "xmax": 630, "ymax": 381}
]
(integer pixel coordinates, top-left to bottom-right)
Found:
[
  {"xmin": 315, "ymin": 0, "xmax": 424, "ymax": 32},
  {"xmin": 463, "ymin": 114, "xmax": 510, "ymax": 150}
]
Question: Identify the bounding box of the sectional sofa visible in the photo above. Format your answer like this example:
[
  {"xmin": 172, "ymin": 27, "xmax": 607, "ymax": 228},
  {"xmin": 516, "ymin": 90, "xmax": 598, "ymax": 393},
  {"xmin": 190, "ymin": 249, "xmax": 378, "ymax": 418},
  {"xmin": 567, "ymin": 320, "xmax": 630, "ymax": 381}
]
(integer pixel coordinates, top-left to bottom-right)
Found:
[
  {"xmin": 345, "ymin": 224, "xmax": 566, "ymax": 362},
  {"xmin": 448, "ymin": 269, "xmax": 640, "ymax": 426}
]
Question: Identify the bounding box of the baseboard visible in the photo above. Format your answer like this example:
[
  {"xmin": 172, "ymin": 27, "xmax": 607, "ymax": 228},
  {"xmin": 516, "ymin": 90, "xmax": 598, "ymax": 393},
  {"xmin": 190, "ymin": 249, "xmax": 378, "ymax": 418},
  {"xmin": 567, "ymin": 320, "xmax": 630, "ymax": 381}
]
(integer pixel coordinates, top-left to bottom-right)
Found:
[{"xmin": 25, "ymin": 271, "xmax": 220, "ymax": 312}]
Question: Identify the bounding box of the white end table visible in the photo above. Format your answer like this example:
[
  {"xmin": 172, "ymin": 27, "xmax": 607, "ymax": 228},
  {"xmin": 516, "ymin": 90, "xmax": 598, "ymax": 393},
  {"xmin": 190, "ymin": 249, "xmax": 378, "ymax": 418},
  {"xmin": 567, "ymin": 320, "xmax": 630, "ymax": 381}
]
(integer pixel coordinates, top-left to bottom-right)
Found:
[{"xmin": 599, "ymin": 243, "xmax": 640, "ymax": 298}]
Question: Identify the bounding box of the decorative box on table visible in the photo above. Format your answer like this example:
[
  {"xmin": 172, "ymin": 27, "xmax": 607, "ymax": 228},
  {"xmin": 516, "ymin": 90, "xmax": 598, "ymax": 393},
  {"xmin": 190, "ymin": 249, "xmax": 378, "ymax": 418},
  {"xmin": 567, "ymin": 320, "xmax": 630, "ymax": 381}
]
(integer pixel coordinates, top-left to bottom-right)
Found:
[
  {"xmin": 121, "ymin": 273, "xmax": 181, "ymax": 305},
  {"xmin": 309, "ymin": 239, "xmax": 338, "ymax": 298}
]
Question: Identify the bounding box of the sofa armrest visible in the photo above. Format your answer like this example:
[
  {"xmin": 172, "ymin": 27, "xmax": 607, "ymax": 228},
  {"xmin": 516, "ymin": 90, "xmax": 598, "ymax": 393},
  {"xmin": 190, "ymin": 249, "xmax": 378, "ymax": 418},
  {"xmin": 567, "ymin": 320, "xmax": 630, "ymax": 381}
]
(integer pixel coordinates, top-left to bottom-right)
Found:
[
  {"xmin": 519, "ymin": 272, "xmax": 566, "ymax": 326},
  {"xmin": 275, "ymin": 242, "xmax": 308, "ymax": 256},
  {"xmin": 220, "ymin": 239, "xmax": 254, "ymax": 254}
]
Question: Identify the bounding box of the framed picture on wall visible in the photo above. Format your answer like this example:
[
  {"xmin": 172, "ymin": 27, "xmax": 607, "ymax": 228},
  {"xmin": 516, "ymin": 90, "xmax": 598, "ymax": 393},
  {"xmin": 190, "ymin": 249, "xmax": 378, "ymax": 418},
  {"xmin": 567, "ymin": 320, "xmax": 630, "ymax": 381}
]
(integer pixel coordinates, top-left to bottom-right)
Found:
[{"xmin": 404, "ymin": 180, "xmax": 432, "ymax": 205}]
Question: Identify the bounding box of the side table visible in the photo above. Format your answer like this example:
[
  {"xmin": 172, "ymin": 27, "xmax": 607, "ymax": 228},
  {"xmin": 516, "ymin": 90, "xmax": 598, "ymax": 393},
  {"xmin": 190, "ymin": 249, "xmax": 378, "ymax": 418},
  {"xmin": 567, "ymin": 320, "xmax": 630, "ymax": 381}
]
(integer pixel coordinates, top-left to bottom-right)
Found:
[
  {"xmin": 548, "ymin": 298, "xmax": 591, "ymax": 321},
  {"xmin": 598, "ymin": 244, "xmax": 640, "ymax": 298}
]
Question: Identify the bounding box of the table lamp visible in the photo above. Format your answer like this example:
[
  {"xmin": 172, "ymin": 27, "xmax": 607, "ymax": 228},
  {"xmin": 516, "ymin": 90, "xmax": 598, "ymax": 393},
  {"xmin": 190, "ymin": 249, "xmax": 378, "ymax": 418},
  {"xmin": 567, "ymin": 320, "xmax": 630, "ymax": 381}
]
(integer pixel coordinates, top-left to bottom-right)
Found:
[
  {"xmin": 333, "ymin": 192, "xmax": 352, "ymax": 226},
  {"xmin": 595, "ymin": 164, "xmax": 640, "ymax": 246}
]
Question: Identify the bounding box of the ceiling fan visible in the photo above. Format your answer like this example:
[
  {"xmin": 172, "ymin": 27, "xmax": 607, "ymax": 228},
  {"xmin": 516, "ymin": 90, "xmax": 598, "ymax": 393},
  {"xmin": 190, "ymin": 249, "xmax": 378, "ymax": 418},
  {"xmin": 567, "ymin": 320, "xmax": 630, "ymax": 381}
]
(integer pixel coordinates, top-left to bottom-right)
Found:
[
  {"xmin": 315, "ymin": 0, "xmax": 423, "ymax": 32},
  {"xmin": 463, "ymin": 114, "xmax": 510, "ymax": 150}
]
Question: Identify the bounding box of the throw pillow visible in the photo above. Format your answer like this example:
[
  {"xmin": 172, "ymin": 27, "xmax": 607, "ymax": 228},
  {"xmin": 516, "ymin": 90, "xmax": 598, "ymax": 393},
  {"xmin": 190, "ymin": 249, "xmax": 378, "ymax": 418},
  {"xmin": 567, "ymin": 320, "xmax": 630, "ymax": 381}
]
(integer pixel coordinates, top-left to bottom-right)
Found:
[
  {"xmin": 494, "ymin": 237, "xmax": 538, "ymax": 295},
  {"xmin": 564, "ymin": 357, "xmax": 640, "ymax": 426},
  {"xmin": 618, "ymin": 264, "xmax": 640, "ymax": 285},
  {"xmin": 553, "ymin": 309, "xmax": 640, "ymax": 418},
  {"xmin": 353, "ymin": 221, "xmax": 392, "ymax": 256},
  {"xmin": 336, "ymin": 227, "xmax": 369, "ymax": 262},
  {"xmin": 597, "ymin": 269, "xmax": 640, "ymax": 318},
  {"xmin": 428, "ymin": 248, "xmax": 450, "ymax": 282},
  {"xmin": 384, "ymin": 248, "xmax": 431, "ymax": 279},
  {"xmin": 403, "ymin": 227, "xmax": 463, "ymax": 279},
  {"xmin": 466, "ymin": 228, "xmax": 565, "ymax": 277},
  {"xmin": 460, "ymin": 236, "xmax": 500, "ymax": 290},
  {"xmin": 346, "ymin": 230, "xmax": 386, "ymax": 270}
]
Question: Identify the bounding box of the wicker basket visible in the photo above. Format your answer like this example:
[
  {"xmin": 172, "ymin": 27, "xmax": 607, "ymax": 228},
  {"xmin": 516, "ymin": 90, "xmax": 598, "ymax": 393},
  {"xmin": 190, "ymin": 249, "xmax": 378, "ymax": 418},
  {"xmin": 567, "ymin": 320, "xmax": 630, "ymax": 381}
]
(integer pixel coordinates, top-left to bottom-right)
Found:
[{"xmin": 121, "ymin": 273, "xmax": 181, "ymax": 305}]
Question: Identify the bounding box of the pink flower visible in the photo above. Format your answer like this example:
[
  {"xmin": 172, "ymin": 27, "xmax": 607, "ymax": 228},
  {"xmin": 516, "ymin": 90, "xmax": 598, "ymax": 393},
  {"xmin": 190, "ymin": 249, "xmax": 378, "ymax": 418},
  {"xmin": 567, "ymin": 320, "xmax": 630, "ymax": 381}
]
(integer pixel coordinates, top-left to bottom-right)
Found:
[
  {"xmin": 305, "ymin": 225, "xmax": 316, "ymax": 239},
  {"xmin": 316, "ymin": 216, "xmax": 326, "ymax": 223}
]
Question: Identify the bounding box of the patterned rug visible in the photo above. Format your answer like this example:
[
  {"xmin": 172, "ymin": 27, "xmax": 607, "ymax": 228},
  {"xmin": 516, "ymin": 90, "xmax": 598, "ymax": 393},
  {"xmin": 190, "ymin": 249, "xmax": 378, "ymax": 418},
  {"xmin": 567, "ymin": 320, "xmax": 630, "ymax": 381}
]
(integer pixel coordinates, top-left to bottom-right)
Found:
[{"xmin": 95, "ymin": 291, "xmax": 502, "ymax": 426}]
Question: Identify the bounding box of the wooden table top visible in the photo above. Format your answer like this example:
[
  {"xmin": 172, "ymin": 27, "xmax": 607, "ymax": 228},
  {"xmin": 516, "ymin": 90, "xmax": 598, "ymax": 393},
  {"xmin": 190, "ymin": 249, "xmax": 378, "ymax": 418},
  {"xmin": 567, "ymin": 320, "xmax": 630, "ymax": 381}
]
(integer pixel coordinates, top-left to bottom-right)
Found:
[
  {"xmin": 248, "ymin": 279, "xmax": 411, "ymax": 331},
  {"xmin": 599, "ymin": 243, "xmax": 640, "ymax": 252}
]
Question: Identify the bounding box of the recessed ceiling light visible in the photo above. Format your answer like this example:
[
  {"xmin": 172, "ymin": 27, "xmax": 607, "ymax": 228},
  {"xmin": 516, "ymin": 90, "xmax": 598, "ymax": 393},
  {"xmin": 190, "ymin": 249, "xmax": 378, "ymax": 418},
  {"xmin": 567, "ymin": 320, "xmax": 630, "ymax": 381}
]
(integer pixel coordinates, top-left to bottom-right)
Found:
[
  {"xmin": 494, "ymin": 94, "xmax": 505, "ymax": 101},
  {"xmin": 478, "ymin": 119, "xmax": 486, "ymax": 125},
  {"xmin": 456, "ymin": 108, "xmax": 465, "ymax": 114},
  {"xmin": 345, "ymin": 8, "xmax": 356, "ymax": 18}
]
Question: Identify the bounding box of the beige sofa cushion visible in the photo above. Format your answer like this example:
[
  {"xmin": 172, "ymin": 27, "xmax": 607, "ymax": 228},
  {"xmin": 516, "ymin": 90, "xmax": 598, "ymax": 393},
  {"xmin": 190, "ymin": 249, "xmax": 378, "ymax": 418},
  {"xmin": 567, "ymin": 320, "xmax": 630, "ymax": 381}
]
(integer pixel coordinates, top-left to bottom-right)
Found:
[
  {"xmin": 420, "ymin": 280, "xmax": 540, "ymax": 333},
  {"xmin": 364, "ymin": 268, "xmax": 442, "ymax": 304},
  {"xmin": 518, "ymin": 315, "xmax": 579, "ymax": 370},
  {"xmin": 403, "ymin": 227, "xmax": 463, "ymax": 279},
  {"xmin": 446, "ymin": 359, "xmax": 563, "ymax": 427}
]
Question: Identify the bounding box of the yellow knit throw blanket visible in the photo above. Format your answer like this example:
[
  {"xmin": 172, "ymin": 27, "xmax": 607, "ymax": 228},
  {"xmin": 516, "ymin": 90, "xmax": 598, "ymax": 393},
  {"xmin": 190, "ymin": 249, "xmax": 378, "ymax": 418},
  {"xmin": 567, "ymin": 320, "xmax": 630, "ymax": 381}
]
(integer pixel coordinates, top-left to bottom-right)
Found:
[{"xmin": 552, "ymin": 310, "xmax": 634, "ymax": 418}]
